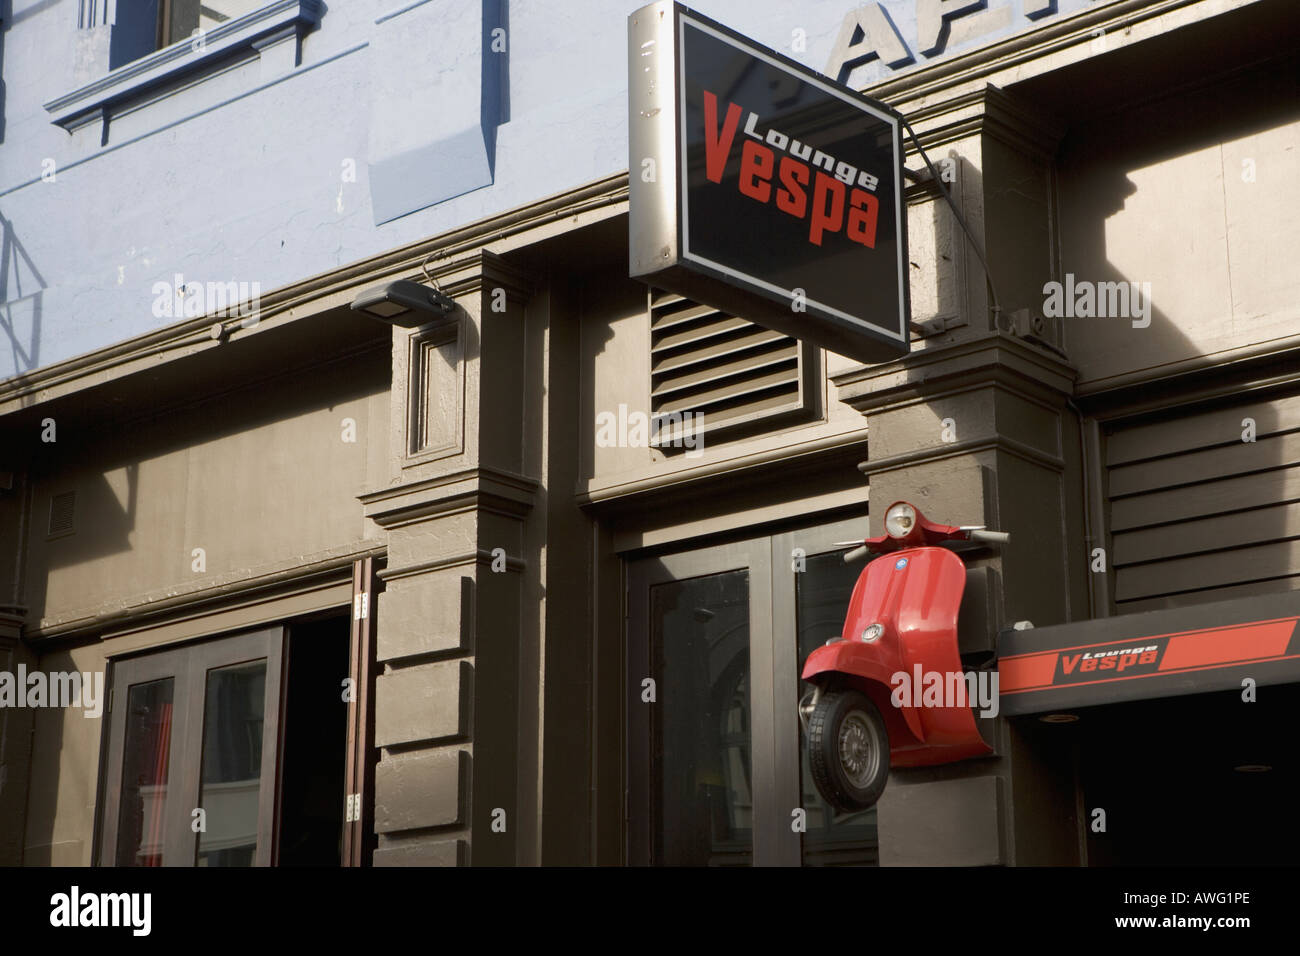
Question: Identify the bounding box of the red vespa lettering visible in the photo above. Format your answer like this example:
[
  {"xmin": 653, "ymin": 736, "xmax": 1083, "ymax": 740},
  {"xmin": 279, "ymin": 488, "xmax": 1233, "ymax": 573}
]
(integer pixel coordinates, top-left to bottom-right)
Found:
[
  {"xmin": 738, "ymin": 140, "xmax": 774, "ymax": 203},
  {"xmin": 775, "ymin": 156, "xmax": 809, "ymax": 217},
  {"xmin": 809, "ymin": 172, "xmax": 845, "ymax": 246},
  {"xmin": 846, "ymin": 188, "xmax": 879, "ymax": 248},
  {"xmin": 703, "ymin": 90, "xmax": 742, "ymax": 184}
]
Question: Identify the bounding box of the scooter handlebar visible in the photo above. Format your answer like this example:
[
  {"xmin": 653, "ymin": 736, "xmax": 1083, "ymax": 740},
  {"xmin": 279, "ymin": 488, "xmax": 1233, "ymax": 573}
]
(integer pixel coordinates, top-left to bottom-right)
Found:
[
  {"xmin": 968, "ymin": 529, "xmax": 1010, "ymax": 545},
  {"xmin": 842, "ymin": 545, "xmax": 870, "ymax": 564}
]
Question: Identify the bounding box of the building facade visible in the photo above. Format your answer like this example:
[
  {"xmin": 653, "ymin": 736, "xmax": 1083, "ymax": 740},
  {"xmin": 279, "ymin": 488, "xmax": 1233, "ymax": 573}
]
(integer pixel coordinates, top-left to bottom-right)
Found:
[{"xmin": 1, "ymin": 0, "xmax": 1298, "ymax": 866}]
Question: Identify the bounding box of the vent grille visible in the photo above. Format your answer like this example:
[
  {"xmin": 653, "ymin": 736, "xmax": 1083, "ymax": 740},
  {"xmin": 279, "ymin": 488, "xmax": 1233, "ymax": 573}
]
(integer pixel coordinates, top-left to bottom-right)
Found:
[
  {"xmin": 48, "ymin": 491, "xmax": 75, "ymax": 537},
  {"xmin": 650, "ymin": 291, "xmax": 808, "ymax": 442}
]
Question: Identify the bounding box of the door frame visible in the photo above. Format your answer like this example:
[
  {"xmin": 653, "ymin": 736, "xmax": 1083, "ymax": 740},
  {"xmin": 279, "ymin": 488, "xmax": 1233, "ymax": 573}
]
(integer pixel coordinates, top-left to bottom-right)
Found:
[
  {"xmin": 97, "ymin": 625, "xmax": 285, "ymax": 867},
  {"xmin": 772, "ymin": 515, "xmax": 874, "ymax": 863},
  {"xmin": 625, "ymin": 511, "xmax": 868, "ymax": 866},
  {"xmin": 627, "ymin": 536, "xmax": 773, "ymax": 864}
]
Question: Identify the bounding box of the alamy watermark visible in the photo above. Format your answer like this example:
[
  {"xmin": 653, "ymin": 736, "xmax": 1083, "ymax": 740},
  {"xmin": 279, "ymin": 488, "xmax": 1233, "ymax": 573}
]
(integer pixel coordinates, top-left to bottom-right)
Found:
[
  {"xmin": 1042, "ymin": 273, "xmax": 1151, "ymax": 328},
  {"xmin": 890, "ymin": 665, "xmax": 999, "ymax": 718},
  {"xmin": 50, "ymin": 887, "xmax": 150, "ymax": 936},
  {"xmin": 151, "ymin": 272, "xmax": 261, "ymax": 325},
  {"xmin": 0, "ymin": 667, "xmax": 104, "ymax": 718},
  {"xmin": 595, "ymin": 403, "xmax": 705, "ymax": 458}
]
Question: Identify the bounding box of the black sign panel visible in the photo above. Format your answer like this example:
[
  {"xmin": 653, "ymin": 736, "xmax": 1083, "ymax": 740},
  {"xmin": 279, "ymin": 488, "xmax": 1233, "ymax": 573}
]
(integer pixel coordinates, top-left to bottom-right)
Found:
[{"xmin": 675, "ymin": 9, "xmax": 908, "ymax": 355}]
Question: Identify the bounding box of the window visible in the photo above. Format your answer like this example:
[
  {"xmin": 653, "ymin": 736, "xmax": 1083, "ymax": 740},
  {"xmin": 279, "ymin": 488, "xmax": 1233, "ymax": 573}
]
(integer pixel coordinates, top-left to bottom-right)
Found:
[
  {"xmin": 98, "ymin": 613, "xmax": 355, "ymax": 866},
  {"xmin": 161, "ymin": 1, "xmax": 270, "ymax": 50},
  {"xmin": 48, "ymin": 2, "xmax": 322, "ymax": 135},
  {"xmin": 111, "ymin": 2, "xmax": 271, "ymax": 69},
  {"xmin": 100, "ymin": 627, "xmax": 283, "ymax": 866}
]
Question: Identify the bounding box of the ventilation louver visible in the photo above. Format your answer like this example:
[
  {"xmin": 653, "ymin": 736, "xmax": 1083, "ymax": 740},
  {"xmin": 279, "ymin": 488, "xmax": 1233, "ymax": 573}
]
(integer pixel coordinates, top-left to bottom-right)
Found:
[
  {"xmin": 48, "ymin": 490, "xmax": 75, "ymax": 537},
  {"xmin": 649, "ymin": 291, "xmax": 813, "ymax": 445}
]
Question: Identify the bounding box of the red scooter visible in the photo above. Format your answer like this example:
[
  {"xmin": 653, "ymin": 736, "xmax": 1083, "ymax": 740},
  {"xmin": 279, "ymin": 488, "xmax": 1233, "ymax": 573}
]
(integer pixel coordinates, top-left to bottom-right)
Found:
[{"xmin": 799, "ymin": 501, "xmax": 1007, "ymax": 812}]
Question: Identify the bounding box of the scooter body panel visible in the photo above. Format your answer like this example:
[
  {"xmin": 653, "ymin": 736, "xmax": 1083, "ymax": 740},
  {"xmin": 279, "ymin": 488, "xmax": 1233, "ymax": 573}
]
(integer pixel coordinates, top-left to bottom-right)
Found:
[{"xmin": 801, "ymin": 545, "xmax": 993, "ymax": 767}]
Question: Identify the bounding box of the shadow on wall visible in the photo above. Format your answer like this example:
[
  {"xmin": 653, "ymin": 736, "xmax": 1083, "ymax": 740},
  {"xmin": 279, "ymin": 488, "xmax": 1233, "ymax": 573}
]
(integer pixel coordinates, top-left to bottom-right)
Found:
[
  {"xmin": 19, "ymin": 340, "xmax": 390, "ymax": 624},
  {"xmin": 483, "ymin": 0, "xmax": 509, "ymax": 172},
  {"xmin": 0, "ymin": 0, "xmax": 8, "ymax": 145},
  {"xmin": 368, "ymin": 0, "xmax": 509, "ymax": 224},
  {"xmin": 0, "ymin": 211, "xmax": 45, "ymax": 380},
  {"xmin": 0, "ymin": 0, "xmax": 69, "ymax": 144},
  {"xmin": 1051, "ymin": 57, "xmax": 1300, "ymax": 614}
]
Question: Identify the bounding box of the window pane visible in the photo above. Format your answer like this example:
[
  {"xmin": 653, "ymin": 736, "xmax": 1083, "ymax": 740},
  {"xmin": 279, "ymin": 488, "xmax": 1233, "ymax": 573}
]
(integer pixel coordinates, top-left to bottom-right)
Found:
[
  {"xmin": 166, "ymin": 0, "xmax": 266, "ymax": 46},
  {"xmin": 796, "ymin": 551, "xmax": 879, "ymax": 866},
  {"xmin": 116, "ymin": 679, "xmax": 175, "ymax": 867},
  {"xmin": 195, "ymin": 661, "xmax": 266, "ymax": 867},
  {"xmin": 108, "ymin": 1, "xmax": 162, "ymax": 69},
  {"xmin": 652, "ymin": 570, "xmax": 752, "ymax": 866}
]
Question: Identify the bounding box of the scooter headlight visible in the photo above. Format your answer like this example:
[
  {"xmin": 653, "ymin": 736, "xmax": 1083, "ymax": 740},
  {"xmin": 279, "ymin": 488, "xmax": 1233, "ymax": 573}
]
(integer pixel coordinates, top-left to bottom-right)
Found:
[
  {"xmin": 861, "ymin": 623, "xmax": 884, "ymax": 642},
  {"xmin": 884, "ymin": 502, "xmax": 917, "ymax": 539}
]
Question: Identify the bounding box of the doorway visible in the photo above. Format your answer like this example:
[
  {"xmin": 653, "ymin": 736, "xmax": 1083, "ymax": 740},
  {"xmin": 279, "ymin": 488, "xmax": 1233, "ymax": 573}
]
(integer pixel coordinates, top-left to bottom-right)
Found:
[
  {"xmin": 626, "ymin": 513, "xmax": 879, "ymax": 866},
  {"xmin": 97, "ymin": 612, "xmax": 352, "ymax": 866}
]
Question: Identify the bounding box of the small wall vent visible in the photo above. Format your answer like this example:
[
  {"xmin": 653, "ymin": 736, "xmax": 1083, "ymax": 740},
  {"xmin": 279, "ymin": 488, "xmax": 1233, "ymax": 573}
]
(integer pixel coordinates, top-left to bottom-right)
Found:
[{"xmin": 48, "ymin": 491, "xmax": 76, "ymax": 538}]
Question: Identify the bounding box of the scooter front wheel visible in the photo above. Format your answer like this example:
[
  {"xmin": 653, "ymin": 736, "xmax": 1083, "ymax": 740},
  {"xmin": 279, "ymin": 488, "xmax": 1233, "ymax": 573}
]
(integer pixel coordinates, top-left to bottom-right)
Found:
[{"xmin": 807, "ymin": 689, "xmax": 890, "ymax": 812}]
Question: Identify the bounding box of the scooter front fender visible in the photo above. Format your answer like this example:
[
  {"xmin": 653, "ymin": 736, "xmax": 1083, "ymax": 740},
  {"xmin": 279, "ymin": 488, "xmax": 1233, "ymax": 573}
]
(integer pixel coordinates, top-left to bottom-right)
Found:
[
  {"xmin": 802, "ymin": 640, "xmax": 925, "ymax": 744},
  {"xmin": 802, "ymin": 546, "xmax": 993, "ymax": 766}
]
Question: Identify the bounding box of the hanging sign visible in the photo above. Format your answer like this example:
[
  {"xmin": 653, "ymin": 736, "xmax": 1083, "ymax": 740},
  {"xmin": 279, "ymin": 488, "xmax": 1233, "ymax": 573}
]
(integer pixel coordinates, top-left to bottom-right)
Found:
[{"xmin": 628, "ymin": 1, "xmax": 910, "ymax": 364}]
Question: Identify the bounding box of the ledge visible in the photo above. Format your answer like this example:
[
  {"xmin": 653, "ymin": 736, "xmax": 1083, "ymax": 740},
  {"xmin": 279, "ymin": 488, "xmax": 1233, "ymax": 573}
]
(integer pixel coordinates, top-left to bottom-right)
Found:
[
  {"xmin": 0, "ymin": 172, "xmax": 627, "ymax": 415},
  {"xmin": 832, "ymin": 331, "xmax": 1078, "ymax": 415},
  {"xmin": 20, "ymin": 541, "xmax": 381, "ymax": 643},
  {"xmin": 359, "ymin": 466, "xmax": 540, "ymax": 527},
  {"xmin": 43, "ymin": 0, "xmax": 323, "ymax": 132}
]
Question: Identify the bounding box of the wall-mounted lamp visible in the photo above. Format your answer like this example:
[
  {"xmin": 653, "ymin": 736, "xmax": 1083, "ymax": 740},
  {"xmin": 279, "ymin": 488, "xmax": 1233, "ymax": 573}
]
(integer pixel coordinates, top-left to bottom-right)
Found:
[{"xmin": 351, "ymin": 279, "xmax": 456, "ymax": 327}]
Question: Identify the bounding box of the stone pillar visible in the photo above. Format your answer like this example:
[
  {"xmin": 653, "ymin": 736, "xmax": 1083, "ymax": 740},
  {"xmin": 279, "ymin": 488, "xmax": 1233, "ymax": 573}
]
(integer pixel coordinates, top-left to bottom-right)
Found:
[
  {"xmin": 832, "ymin": 85, "xmax": 1087, "ymax": 864},
  {"xmin": 361, "ymin": 251, "xmax": 537, "ymax": 866}
]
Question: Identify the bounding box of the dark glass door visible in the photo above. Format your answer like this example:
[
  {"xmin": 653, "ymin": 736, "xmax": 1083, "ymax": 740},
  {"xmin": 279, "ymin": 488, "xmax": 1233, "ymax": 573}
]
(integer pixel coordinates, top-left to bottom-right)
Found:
[
  {"xmin": 791, "ymin": 550, "xmax": 879, "ymax": 865},
  {"xmin": 627, "ymin": 514, "xmax": 877, "ymax": 866},
  {"xmin": 650, "ymin": 571, "xmax": 753, "ymax": 865},
  {"xmin": 628, "ymin": 537, "xmax": 774, "ymax": 864}
]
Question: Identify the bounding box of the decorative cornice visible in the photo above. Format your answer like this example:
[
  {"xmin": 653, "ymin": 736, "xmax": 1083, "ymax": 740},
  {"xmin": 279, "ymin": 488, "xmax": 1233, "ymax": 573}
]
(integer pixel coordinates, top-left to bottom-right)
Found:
[
  {"xmin": 865, "ymin": 0, "xmax": 1223, "ymax": 112},
  {"xmin": 898, "ymin": 82, "xmax": 1067, "ymax": 157},
  {"xmin": 576, "ymin": 430, "xmax": 869, "ymax": 513},
  {"xmin": 857, "ymin": 433, "xmax": 1065, "ymax": 479},
  {"xmin": 1074, "ymin": 337, "xmax": 1300, "ymax": 422},
  {"xmin": 419, "ymin": 249, "xmax": 539, "ymax": 301},
  {"xmin": 378, "ymin": 549, "xmax": 526, "ymax": 581},
  {"xmin": 833, "ymin": 332, "xmax": 1078, "ymax": 415},
  {"xmin": 21, "ymin": 543, "xmax": 382, "ymax": 643},
  {"xmin": 360, "ymin": 466, "xmax": 539, "ymax": 527},
  {"xmin": 0, "ymin": 172, "xmax": 627, "ymax": 415}
]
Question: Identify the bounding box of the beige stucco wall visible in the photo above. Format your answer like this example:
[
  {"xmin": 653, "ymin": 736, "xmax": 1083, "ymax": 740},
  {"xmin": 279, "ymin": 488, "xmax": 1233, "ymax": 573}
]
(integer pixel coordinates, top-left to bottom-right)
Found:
[
  {"xmin": 17, "ymin": 350, "xmax": 389, "ymax": 864},
  {"xmin": 23, "ymin": 354, "xmax": 389, "ymax": 632},
  {"xmin": 22, "ymin": 641, "xmax": 109, "ymax": 865},
  {"xmin": 1057, "ymin": 71, "xmax": 1300, "ymax": 387}
]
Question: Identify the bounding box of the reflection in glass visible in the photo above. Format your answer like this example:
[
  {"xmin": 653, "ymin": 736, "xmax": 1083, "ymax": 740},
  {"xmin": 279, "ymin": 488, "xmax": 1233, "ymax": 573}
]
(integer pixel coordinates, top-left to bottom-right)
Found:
[
  {"xmin": 195, "ymin": 661, "xmax": 266, "ymax": 867},
  {"xmin": 796, "ymin": 551, "xmax": 879, "ymax": 866},
  {"xmin": 164, "ymin": 1, "xmax": 266, "ymax": 47},
  {"xmin": 652, "ymin": 570, "xmax": 752, "ymax": 866},
  {"xmin": 117, "ymin": 679, "xmax": 175, "ymax": 867}
]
